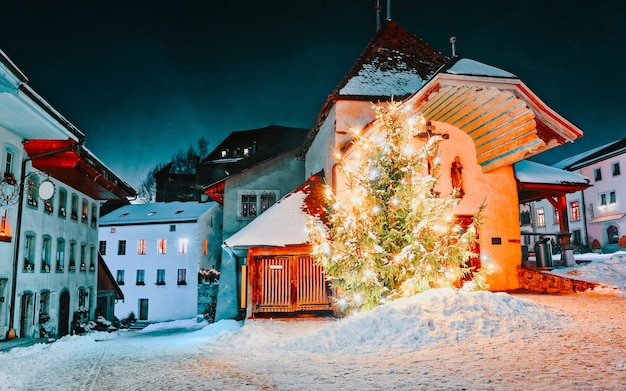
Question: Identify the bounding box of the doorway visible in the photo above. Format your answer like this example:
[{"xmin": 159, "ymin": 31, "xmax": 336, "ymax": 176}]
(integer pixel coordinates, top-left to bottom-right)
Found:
[{"xmin": 58, "ymin": 290, "xmax": 70, "ymax": 337}]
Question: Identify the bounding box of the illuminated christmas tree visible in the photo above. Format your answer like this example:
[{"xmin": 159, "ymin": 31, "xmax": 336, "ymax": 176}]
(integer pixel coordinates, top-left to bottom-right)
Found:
[{"xmin": 308, "ymin": 102, "xmax": 485, "ymax": 313}]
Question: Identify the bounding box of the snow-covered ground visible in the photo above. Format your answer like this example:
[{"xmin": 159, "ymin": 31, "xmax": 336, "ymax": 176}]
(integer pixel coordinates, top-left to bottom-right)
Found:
[{"xmin": 1, "ymin": 252, "xmax": 625, "ymax": 391}]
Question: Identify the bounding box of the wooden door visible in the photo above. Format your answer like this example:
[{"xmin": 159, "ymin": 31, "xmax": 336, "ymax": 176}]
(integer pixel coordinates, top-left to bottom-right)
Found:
[{"xmin": 253, "ymin": 254, "xmax": 331, "ymax": 314}]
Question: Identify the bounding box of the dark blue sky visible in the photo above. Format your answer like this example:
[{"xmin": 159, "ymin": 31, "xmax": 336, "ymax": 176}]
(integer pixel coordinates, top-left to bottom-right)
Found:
[{"xmin": 1, "ymin": 1, "xmax": 625, "ymax": 188}]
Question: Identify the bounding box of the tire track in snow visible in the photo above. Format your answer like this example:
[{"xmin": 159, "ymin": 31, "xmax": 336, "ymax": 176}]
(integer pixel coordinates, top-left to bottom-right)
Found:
[{"xmin": 80, "ymin": 342, "xmax": 108, "ymax": 391}]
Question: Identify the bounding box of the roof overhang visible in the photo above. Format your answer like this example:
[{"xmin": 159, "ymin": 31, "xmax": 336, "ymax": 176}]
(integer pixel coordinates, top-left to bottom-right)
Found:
[
  {"xmin": 204, "ymin": 180, "xmax": 225, "ymax": 205},
  {"xmin": 24, "ymin": 139, "xmax": 136, "ymax": 200},
  {"xmin": 516, "ymin": 181, "xmax": 590, "ymax": 204},
  {"xmin": 405, "ymin": 73, "xmax": 583, "ymax": 172}
]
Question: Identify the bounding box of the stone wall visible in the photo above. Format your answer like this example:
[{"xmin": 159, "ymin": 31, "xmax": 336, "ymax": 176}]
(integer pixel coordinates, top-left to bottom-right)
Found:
[{"xmin": 517, "ymin": 267, "xmax": 599, "ymax": 294}]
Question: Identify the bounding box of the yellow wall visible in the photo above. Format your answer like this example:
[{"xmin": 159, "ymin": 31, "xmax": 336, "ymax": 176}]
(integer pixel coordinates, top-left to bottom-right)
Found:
[{"xmin": 433, "ymin": 121, "xmax": 521, "ymax": 291}]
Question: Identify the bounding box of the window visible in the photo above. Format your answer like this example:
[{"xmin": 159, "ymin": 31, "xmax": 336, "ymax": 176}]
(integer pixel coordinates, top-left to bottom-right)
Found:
[
  {"xmin": 23, "ymin": 233, "xmax": 35, "ymax": 271},
  {"xmin": 41, "ymin": 236, "xmax": 51, "ymax": 273},
  {"xmin": 118, "ymin": 240, "xmax": 126, "ymax": 255},
  {"xmin": 594, "ymin": 168, "xmax": 602, "ymax": 181},
  {"xmin": 572, "ymin": 230, "xmax": 582, "ymax": 246},
  {"xmin": 81, "ymin": 199, "xmax": 88, "ymax": 223},
  {"xmin": 520, "ymin": 210, "xmax": 531, "ymax": 225},
  {"xmin": 600, "ymin": 193, "xmax": 607, "ymax": 207},
  {"xmin": 99, "ymin": 240, "xmax": 107, "ymax": 255},
  {"xmin": 536, "ymin": 207, "xmax": 545, "ymax": 227},
  {"xmin": 80, "ymin": 243, "xmax": 87, "ymax": 271},
  {"xmin": 71, "ymin": 194, "xmax": 79, "ymax": 220},
  {"xmin": 137, "ymin": 239, "xmax": 147, "ymax": 255},
  {"xmin": 570, "ymin": 201, "xmax": 580, "ymax": 221},
  {"xmin": 58, "ymin": 188, "xmax": 67, "ymax": 217},
  {"xmin": 177, "ymin": 269, "xmax": 187, "ymax": 285},
  {"xmin": 169, "ymin": 225, "xmax": 176, "ymax": 232},
  {"xmin": 241, "ymin": 194, "xmax": 257, "ymax": 217},
  {"xmin": 260, "ymin": 192, "xmax": 277, "ymax": 213},
  {"xmin": 203, "ymin": 239, "xmax": 208, "ymax": 255},
  {"xmin": 238, "ymin": 190, "xmax": 279, "ymax": 219},
  {"xmin": 136, "ymin": 269, "xmax": 145, "ymax": 285},
  {"xmin": 89, "ymin": 246, "xmax": 96, "ymax": 272},
  {"xmin": 553, "ymin": 207, "xmax": 560, "ymax": 225},
  {"xmin": 26, "ymin": 175, "xmax": 39, "ymax": 207},
  {"xmin": 613, "ymin": 162, "xmax": 621, "ymax": 176},
  {"xmin": 608, "ymin": 225, "xmax": 619, "ymax": 244},
  {"xmin": 116, "ymin": 270, "xmax": 125, "ymax": 285},
  {"xmin": 156, "ymin": 269, "xmax": 166, "ymax": 285},
  {"xmin": 69, "ymin": 241, "xmax": 76, "ymax": 271},
  {"xmin": 610, "ymin": 191, "xmax": 617, "ymax": 204},
  {"xmin": 0, "ymin": 209, "xmax": 11, "ymax": 241},
  {"xmin": 178, "ymin": 239, "xmax": 188, "ymax": 254},
  {"xmin": 4, "ymin": 146, "xmax": 15, "ymax": 177},
  {"xmin": 158, "ymin": 238, "xmax": 166, "ymax": 254},
  {"xmin": 56, "ymin": 238, "xmax": 65, "ymax": 272},
  {"xmin": 91, "ymin": 203, "xmax": 98, "ymax": 227},
  {"xmin": 78, "ymin": 288, "xmax": 89, "ymax": 311}
]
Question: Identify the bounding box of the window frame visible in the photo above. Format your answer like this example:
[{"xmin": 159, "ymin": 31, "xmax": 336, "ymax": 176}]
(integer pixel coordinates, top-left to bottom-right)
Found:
[
  {"xmin": 536, "ymin": 207, "xmax": 546, "ymax": 227},
  {"xmin": 177, "ymin": 268, "xmax": 187, "ymax": 285},
  {"xmin": 237, "ymin": 189, "xmax": 279, "ymax": 219},
  {"xmin": 570, "ymin": 201, "xmax": 581, "ymax": 221},
  {"xmin": 156, "ymin": 269, "xmax": 166, "ymax": 285},
  {"xmin": 137, "ymin": 239, "xmax": 147, "ymax": 255},
  {"xmin": 136, "ymin": 269, "xmax": 145, "ymax": 285},
  {"xmin": 116, "ymin": 270, "xmax": 125, "ymax": 285}
]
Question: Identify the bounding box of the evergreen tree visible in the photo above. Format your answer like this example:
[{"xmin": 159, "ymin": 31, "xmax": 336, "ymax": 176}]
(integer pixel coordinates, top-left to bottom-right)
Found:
[{"xmin": 308, "ymin": 102, "xmax": 485, "ymax": 313}]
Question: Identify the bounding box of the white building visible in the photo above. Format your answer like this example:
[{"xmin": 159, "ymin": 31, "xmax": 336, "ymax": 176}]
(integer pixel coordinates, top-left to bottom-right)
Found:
[
  {"xmin": 99, "ymin": 201, "xmax": 222, "ymax": 323},
  {"xmin": 0, "ymin": 50, "xmax": 135, "ymax": 339}
]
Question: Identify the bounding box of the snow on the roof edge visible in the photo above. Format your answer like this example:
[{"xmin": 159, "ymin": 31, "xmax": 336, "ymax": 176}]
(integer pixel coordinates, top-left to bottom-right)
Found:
[
  {"xmin": 446, "ymin": 58, "xmax": 516, "ymax": 78},
  {"xmin": 515, "ymin": 160, "xmax": 588, "ymax": 185}
]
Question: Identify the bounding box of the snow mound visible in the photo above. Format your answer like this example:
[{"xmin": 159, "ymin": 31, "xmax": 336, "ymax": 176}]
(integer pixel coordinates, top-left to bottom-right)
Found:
[
  {"xmin": 551, "ymin": 253, "xmax": 626, "ymax": 290},
  {"xmin": 289, "ymin": 288, "xmax": 568, "ymax": 354}
]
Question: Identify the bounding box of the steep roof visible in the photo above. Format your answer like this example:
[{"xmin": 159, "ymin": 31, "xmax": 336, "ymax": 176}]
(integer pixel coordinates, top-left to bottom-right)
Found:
[
  {"xmin": 99, "ymin": 201, "xmax": 217, "ymax": 226},
  {"xmin": 514, "ymin": 160, "xmax": 590, "ymax": 203},
  {"xmin": 552, "ymin": 139, "xmax": 626, "ymax": 170},
  {"xmin": 301, "ymin": 20, "xmax": 448, "ymax": 156},
  {"xmin": 224, "ymin": 171, "xmax": 326, "ymax": 248},
  {"xmin": 200, "ymin": 125, "xmax": 308, "ymax": 187}
]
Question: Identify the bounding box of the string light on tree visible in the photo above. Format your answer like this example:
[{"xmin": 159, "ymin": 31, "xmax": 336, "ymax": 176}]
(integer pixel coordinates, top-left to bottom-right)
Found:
[{"xmin": 308, "ymin": 101, "xmax": 487, "ymax": 314}]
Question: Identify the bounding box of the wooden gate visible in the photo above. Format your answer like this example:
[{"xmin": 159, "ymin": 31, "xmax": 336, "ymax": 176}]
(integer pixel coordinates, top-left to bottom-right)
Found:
[{"xmin": 252, "ymin": 254, "xmax": 332, "ymax": 315}]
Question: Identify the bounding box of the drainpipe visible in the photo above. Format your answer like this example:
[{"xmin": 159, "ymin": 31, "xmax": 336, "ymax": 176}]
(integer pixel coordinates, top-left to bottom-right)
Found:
[{"xmin": 6, "ymin": 141, "xmax": 78, "ymax": 340}]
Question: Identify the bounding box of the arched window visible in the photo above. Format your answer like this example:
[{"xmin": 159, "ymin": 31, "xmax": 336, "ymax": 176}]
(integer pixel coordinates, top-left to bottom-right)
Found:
[
  {"xmin": 607, "ymin": 225, "xmax": 619, "ymax": 244},
  {"xmin": 56, "ymin": 238, "xmax": 65, "ymax": 272},
  {"xmin": 91, "ymin": 203, "xmax": 98, "ymax": 228},
  {"xmin": 41, "ymin": 235, "xmax": 52, "ymax": 272},
  {"xmin": 81, "ymin": 199, "xmax": 88, "ymax": 224},
  {"xmin": 23, "ymin": 232, "xmax": 36, "ymax": 272},
  {"xmin": 69, "ymin": 241, "xmax": 77, "ymax": 271},
  {"xmin": 58, "ymin": 188, "xmax": 67, "ymax": 218},
  {"xmin": 70, "ymin": 193, "xmax": 78, "ymax": 221}
]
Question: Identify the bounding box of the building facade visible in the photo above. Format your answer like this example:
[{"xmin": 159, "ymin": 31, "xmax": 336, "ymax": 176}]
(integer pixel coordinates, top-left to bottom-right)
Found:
[{"xmin": 99, "ymin": 201, "xmax": 222, "ymax": 323}]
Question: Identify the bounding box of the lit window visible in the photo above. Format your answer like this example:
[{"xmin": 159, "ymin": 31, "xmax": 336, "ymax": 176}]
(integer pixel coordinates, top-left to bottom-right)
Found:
[
  {"xmin": 203, "ymin": 239, "xmax": 208, "ymax": 255},
  {"xmin": 81, "ymin": 199, "xmax": 88, "ymax": 223},
  {"xmin": 536, "ymin": 208, "xmax": 545, "ymax": 227},
  {"xmin": 99, "ymin": 240, "xmax": 107, "ymax": 255},
  {"xmin": 156, "ymin": 269, "xmax": 166, "ymax": 285},
  {"xmin": 0, "ymin": 209, "xmax": 12, "ymax": 240},
  {"xmin": 570, "ymin": 201, "xmax": 580, "ymax": 221},
  {"xmin": 177, "ymin": 269, "xmax": 187, "ymax": 285},
  {"xmin": 116, "ymin": 270, "xmax": 125, "ymax": 285},
  {"xmin": 178, "ymin": 239, "xmax": 188, "ymax": 254},
  {"xmin": 158, "ymin": 238, "xmax": 166, "ymax": 254},
  {"xmin": 138, "ymin": 239, "xmax": 147, "ymax": 255},
  {"xmin": 136, "ymin": 269, "xmax": 145, "ymax": 285},
  {"xmin": 118, "ymin": 240, "xmax": 126, "ymax": 255}
]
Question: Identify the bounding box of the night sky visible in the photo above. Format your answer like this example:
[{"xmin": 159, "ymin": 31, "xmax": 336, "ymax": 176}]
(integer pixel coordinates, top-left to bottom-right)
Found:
[{"xmin": 1, "ymin": 1, "xmax": 625, "ymax": 188}]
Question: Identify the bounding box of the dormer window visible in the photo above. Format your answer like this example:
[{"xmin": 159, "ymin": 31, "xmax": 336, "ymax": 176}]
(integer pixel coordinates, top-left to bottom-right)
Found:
[
  {"xmin": 221, "ymin": 149, "xmax": 228, "ymax": 158},
  {"xmin": 243, "ymin": 147, "xmax": 250, "ymax": 156}
]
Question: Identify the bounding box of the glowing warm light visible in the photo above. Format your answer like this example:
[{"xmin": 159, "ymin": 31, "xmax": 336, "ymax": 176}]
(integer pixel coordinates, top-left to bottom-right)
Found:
[{"xmin": 372, "ymin": 205, "xmax": 381, "ymax": 214}]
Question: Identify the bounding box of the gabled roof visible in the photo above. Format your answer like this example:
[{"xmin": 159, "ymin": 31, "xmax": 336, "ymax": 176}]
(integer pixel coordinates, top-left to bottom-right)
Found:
[
  {"xmin": 514, "ymin": 160, "xmax": 590, "ymax": 203},
  {"xmin": 200, "ymin": 125, "xmax": 308, "ymax": 189},
  {"xmin": 301, "ymin": 20, "xmax": 448, "ymax": 156},
  {"xmin": 99, "ymin": 201, "xmax": 217, "ymax": 226},
  {"xmin": 552, "ymin": 138, "xmax": 626, "ymax": 171},
  {"xmin": 224, "ymin": 171, "xmax": 326, "ymax": 248}
]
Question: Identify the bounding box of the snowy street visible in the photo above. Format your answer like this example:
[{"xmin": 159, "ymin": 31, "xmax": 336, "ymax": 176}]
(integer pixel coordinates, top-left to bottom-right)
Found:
[{"xmin": 1, "ymin": 287, "xmax": 625, "ymax": 391}]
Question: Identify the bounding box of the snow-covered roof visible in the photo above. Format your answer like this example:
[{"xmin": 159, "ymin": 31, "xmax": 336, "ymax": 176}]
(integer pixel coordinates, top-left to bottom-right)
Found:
[
  {"xmin": 514, "ymin": 160, "xmax": 589, "ymax": 185},
  {"xmin": 552, "ymin": 138, "xmax": 626, "ymax": 170},
  {"xmin": 443, "ymin": 58, "xmax": 516, "ymax": 78},
  {"xmin": 99, "ymin": 201, "xmax": 217, "ymax": 226},
  {"xmin": 225, "ymin": 173, "xmax": 326, "ymax": 248}
]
